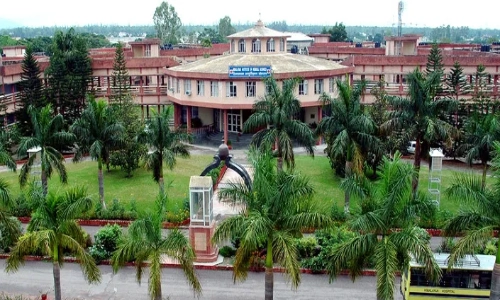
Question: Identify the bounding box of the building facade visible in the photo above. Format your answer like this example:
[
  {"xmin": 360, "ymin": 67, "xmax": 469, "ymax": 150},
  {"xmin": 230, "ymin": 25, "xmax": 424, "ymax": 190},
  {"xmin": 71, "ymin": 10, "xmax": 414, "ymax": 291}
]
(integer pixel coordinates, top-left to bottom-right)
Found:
[{"xmin": 165, "ymin": 19, "xmax": 353, "ymax": 143}]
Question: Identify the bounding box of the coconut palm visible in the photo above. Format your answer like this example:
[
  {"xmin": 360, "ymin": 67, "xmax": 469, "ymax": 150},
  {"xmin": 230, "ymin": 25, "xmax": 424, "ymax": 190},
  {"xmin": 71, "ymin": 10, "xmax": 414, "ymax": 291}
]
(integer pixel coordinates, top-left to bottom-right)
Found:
[
  {"xmin": 243, "ymin": 76, "xmax": 315, "ymax": 171},
  {"xmin": 384, "ymin": 68, "xmax": 457, "ymax": 194},
  {"xmin": 458, "ymin": 113, "xmax": 500, "ymax": 189},
  {"xmin": 213, "ymin": 147, "xmax": 331, "ymax": 300},
  {"xmin": 443, "ymin": 141, "xmax": 500, "ymax": 300},
  {"xmin": 112, "ymin": 193, "xmax": 201, "ymax": 300},
  {"xmin": 5, "ymin": 186, "xmax": 100, "ymax": 300},
  {"xmin": 0, "ymin": 179, "xmax": 22, "ymax": 252},
  {"xmin": 0, "ymin": 125, "xmax": 18, "ymax": 171},
  {"xmin": 71, "ymin": 97, "xmax": 124, "ymax": 209},
  {"xmin": 138, "ymin": 106, "xmax": 190, "ymax": 195},
  {"xmin": 17, "ymin": 104, "xmax": 75, "ymax": 195},
  {"xmin": 327, "ymin": 153, "xmax": 441, "ymax": 300},
  {"xmin": 316, "ymin": 78, "xmax": 379, "ymax": 213}
]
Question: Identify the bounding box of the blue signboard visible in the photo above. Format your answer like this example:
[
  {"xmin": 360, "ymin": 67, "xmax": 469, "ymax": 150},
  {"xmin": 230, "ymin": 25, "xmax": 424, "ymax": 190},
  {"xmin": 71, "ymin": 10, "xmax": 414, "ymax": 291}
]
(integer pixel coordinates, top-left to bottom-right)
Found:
[{"xmin": 228, "ymin": 65, "xmax": 272, "ymax": 78}]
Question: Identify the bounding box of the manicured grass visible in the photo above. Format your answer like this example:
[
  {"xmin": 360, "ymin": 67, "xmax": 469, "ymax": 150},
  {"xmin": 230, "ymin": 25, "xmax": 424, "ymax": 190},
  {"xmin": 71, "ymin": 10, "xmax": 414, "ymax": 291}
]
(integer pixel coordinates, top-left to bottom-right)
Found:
[
  {"xmin": 1, "ymin": 155, "xmax": 214, "ymax": 215},
  {"xmin": 1, "ymin": 153, "xmax": 490, "ymax": 217},
  {"xmin": 292, "ymin": 155, "xmax": 492, "ymax": 214}
]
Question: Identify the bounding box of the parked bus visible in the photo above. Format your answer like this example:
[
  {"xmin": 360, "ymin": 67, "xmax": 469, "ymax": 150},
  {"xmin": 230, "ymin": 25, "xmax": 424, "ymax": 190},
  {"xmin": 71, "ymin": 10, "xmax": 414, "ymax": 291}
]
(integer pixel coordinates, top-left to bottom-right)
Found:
[{"xmin": 401, "ymin": 253, "xmax": 495, "ymax": 299}]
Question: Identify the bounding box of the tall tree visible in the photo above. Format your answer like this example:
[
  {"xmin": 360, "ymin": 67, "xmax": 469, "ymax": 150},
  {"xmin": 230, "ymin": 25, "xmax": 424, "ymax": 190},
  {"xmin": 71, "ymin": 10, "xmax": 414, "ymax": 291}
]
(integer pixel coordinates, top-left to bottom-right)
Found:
[
  {"xmin": 425, "ymin": 43, "xmax": 445, "ymax": 95},
  {"xmin": 110, "ymin": 42, "xmax": 130, "ymax": 105},
  {"xmin": 328, "ymin": 153, "xmax": 440, "ymax": 300},
  {"xmin": 322, "ymin": 22, "xmax": 348, "ymax": 42},
  {"xmin": 71, "ymin": 98, "xmax": 124, "ymax": 209},
  {"xmin": 218, "ymin": 16, "xmax": 236, "ymax": 41},
  {"xmin": 16, "ymin": 45, "xmax": 45, "ymax": 136},
  {"xmin": 425, "ymin": 43, "xmax": 444, "ymax": 76},
  {"xmin": 213, "ymin": 147, "xmax": 330, "ymax": 300},
  {"xmin": 112, "ymin": 193, "xmax": 201, "ymax": 300},
  {"xmin": 153, "ymin": 1, "xmax": 182, "ymax": 44},
  {"xmin": 471, "ymin": 64, "xmax": 491, "ymax": 113},
  {"xmin": 384, "ymin": 68, "xmax": 457, "ymax": 194},
  {"xmin": 138, "ymin": 106, "xmax": 190, "ymax": 195},
  {"xmin": 243, "ymin": 76, "xmax": 315, "ymax": 171},
  {"xmin": 443, "ymin": 142, "xmax": 500, "ymax": 300},
  {"xmin": 0, "ymin": 142, "xmax": 21, "ymax": 255},
  {"xmin": 18, "ymin": 104, "xmax": 75, "ymax": 196},
  {"xmin": 109, "ymin": 94, "xmax": 146, "ymax": 178},
  {"xmin": 459, "ymin": 113, "xmax": 500, "ymax": 189},
  {"xmin": 5, "ymin": 186, "xmax": 101, "ymax": 300},
  {"xmin": 0, "ymin": 125, "xmax": 18, "ymax": 171},
  {"xmin": 316, "ymin": 78, "xmax": 379, "ymax": 213},
  {"xmin": 445, "ymin": 61, "xmax": 468, "ymax": 101},
  {"xmin": 45, "ymin": 28, "xmax": 92, "ymax": 124}
]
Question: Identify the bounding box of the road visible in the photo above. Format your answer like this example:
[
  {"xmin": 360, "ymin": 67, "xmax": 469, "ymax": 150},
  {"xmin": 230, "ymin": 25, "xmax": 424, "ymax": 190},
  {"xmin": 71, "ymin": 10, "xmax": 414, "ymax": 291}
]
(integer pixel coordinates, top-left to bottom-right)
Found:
[{"xmin": 0, "ymin": 260, "xmax": 404, "ymax": 300}]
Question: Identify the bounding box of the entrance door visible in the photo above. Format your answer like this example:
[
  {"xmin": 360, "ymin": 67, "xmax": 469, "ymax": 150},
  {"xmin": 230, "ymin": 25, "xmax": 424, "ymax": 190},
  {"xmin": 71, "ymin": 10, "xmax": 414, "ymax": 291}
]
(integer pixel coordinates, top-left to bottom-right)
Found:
[
  {"xmin": 213, "ymin": 109, "xmax": 220, "ymax": 132},
  {"xmin": 227, "ymin": 112, "xmax": 241, "ymax": 133}
]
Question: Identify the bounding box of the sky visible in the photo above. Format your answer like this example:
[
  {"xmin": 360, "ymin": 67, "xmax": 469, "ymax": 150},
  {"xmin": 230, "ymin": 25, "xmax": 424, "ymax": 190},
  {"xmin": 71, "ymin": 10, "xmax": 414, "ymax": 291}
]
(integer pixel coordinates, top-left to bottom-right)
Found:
[{"xmin": 1, "ymin": 0, "xmax": 499, "ymax": 29}]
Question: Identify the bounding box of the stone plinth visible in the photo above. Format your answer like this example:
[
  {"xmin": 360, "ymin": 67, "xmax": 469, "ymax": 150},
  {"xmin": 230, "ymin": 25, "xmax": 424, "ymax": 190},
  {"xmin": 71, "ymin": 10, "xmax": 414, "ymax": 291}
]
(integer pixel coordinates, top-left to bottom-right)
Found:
[{"xmin": 189, "ymin": 220, "xmax": 218, "ymax": 263}]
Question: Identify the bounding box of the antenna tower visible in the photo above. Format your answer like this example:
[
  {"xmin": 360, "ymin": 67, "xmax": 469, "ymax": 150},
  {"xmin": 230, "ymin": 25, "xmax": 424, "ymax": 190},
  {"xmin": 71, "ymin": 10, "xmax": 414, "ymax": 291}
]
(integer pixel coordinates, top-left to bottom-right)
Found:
[
  {"xmin": 397, "ymin": 1, "xmax": 404, "ymax": 55},
  {"xmin": 398, "ymin": 1, "xmax": 404, "ymax": 37}
]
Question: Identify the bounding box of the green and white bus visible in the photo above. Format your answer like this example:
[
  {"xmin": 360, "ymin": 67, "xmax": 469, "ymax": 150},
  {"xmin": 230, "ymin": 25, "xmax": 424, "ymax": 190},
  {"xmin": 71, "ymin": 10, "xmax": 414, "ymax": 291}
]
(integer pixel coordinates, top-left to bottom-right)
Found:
[{"xmin": 401, "ymin": 253, "xmax": 495, "ymax": 299}]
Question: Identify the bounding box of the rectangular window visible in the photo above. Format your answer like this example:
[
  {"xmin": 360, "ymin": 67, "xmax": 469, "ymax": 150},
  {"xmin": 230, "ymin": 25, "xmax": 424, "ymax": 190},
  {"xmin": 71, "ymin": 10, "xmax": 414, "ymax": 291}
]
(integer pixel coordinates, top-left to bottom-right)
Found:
[
  {"xmin": 191, "ymin": 107, "xmax": 199, "ymax": 118},
  {"xmin": 145, "ymin": 44, "xmax": 151, "ymax": 57},
  {"xmin": 184, "ymin": 79, "xmax": 191, "ymax": 95},
  {"xmin": 329, "ymin": 78, "xmax": 335, "ymax": 93},
  {"xmin": 226, "ymin": 81, "xmax": 237, "ymax": 97},
  {"xmin": 176, "ymin": 78, "xmax": 180, "ymax": 93},
  {"xmin": 265, "ymin": 81, "xmax": 272, "ymax": 95},
  {"xmin": 246, "ymin": 81, "xmax": 256, "ymax": 97},
  {"xmin": 197, "ymin": 80, "xmax": 204, "ymax": 96},
  {"xmin": 314, "ymin": 79, "xmax": 324, "ymax": 95},
  {"xmin": 168, "ymin": 76, "xmax": 172, "ymax": 89},
  {"xmin": 299, "ymin": 79, "xmax": 308, "ymax": 95},
  {"xmin": 210, "ymin": 81, "xmax": 219, "ymax": 97}
]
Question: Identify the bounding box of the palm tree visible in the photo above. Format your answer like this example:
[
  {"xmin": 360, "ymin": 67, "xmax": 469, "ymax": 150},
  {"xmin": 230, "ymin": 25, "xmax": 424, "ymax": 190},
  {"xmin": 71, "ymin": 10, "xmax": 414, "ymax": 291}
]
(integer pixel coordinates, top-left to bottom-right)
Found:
[
  {"xmin": 71, "ymin": 98, "xmax": 124, "ymax": 209},
  {"xmin": 243, "ymin": 76, "xmax": 315, "ymax": 171},
  {"xmin": 443, "ymin": 141, "xmax": 500, "ymax": 300},
  {"xmin": 0, "ymin": 179, "xmax": 22, "ymax": 252},
  {"xmin": 138, "ymin": 106, "xmax": 190, "ymax": 195},
  {"xmin": 0, "ymin": 125, "xmax": 18, "ymax": 171},
  {"xmin": 458, "ymin": 113, "xmax": 500, "ymax": 189},
  {"xmin": 17, "ymin": 104, "xmax": 75, "ymax": 195},
  {"xmin": 212, "ymin": 147, "xmax": 331, "ymax": 300},
  {"xmin": 384, "ymin": 68, "xmax": 457, "ymax": 193},
  {"xmin": 327, "ymin": 153, "xmax": 441, "ymax": 300},
  {"xmin": 316, "ymin": 78, "xmax": 379, "ymax": 213},
  {"xmin": 112, "ymin": 193, "xmax": 201, "ymax": 300},
  {"xmin": 5, "ymin": 186, "xmax": 101, "ymax": 300}
]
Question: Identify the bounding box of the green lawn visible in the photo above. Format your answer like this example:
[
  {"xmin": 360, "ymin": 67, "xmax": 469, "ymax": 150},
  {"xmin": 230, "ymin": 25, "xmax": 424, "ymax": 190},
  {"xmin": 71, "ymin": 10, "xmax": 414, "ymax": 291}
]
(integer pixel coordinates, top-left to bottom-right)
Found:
[
  {"xmin": 1, "ymin": 154, "xmax": 489, "ymax": 217},
  {"xmin": 1, "ymin": 155, "xmax": 214, "ymax": 215},
  {"xmin": 293, "ymin": 155, "xmax": 491, "ymax": 214}
]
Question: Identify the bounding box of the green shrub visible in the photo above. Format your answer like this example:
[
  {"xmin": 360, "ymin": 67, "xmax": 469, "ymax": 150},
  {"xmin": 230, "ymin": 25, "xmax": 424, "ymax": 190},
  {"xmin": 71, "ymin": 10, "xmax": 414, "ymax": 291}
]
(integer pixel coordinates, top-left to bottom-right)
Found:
[
  {"xmin": 219, "ymin": 245, "xmax": 236, "ymax": 258},
  {"xmin": 419, "ymin": 209, "xmax": 453, "ymax": 229},
  {"xmin": 9, "ymin": 194, "xmax": 32, "ymax": 217},
  {"xmin": 435, "ymin": 237, "xmax": 456, "ymax": 253},
  {"xmin": 0, "ymin": 217, "xmax": 22, "ymax": 253},
  {"xmin": 294, "ymin": 236, "xmax": 319, "ymax": 259},
  {"xmin": 94, "ymin": 199, "xmax": 137, "ymax": 220},
  {"xmin": 298, "ymin": 227, "xmax": 358, "ymax": 272},
  {"xmin": 89, "ymin": 224, "xmax": 122, "ymax": 263}
]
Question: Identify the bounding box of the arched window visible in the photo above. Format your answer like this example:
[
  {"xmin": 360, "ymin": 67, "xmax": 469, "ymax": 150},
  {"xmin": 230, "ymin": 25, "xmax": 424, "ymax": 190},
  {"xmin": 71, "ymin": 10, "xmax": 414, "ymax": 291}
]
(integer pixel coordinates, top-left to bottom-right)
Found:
[
  {"xmin": 266, "ymin": 38, "xmax": 275, "ymax": 52},
  {"xmin": 230, "ymin": 39, "xmax": 235, "ymax": 53},
  {"xmin": 280, "ymin": 38, "xmax": 285, "ymax": 52},
  {"xmin": 252, "ymin": 39, "xmax": 261, "ymax": 53},
  {"xmin": 238, "ymin": 39, "xmax": 246, "ymax": 53}
]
